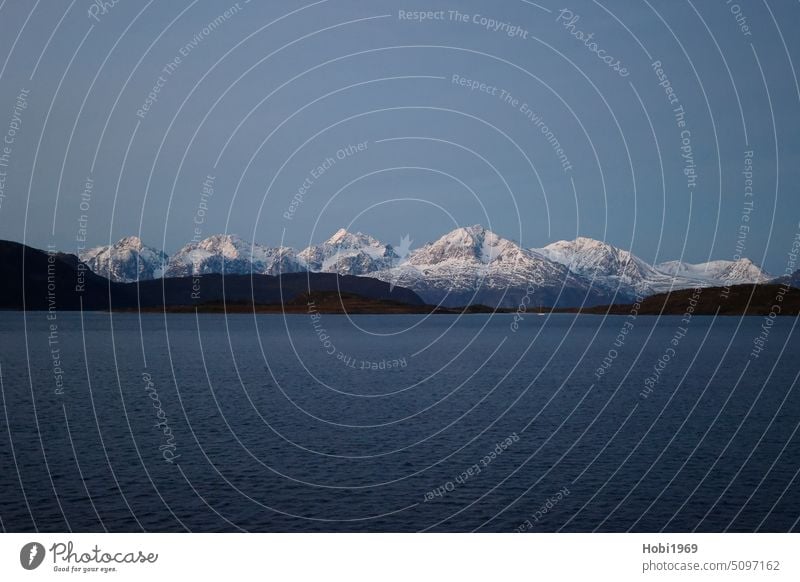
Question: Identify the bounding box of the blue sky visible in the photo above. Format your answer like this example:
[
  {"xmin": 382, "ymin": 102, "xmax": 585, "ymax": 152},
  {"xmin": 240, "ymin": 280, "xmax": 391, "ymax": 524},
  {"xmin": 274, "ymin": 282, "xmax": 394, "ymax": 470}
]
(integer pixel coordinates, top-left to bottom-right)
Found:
[{"xmin": 0, "ymin": 0, "xmax": 798, "ymax": 274}]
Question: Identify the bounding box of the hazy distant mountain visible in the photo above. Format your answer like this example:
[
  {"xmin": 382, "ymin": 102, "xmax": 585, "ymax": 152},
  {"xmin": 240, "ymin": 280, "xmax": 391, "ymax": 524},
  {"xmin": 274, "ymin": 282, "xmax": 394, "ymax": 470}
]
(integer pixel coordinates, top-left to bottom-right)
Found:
[
  {"xmin": 537, "ymin": 238, "xmax": 771, "ymax": 297},
  {"xmin": 771, "ymin": 269, "xmax": 800, "ymax": 288},
  {"xmin": 536, "ymin": 237, "xmax": 708, "ymax": 298},
  {"xmin": 80, "ymin": 236, "xmax": 168, "ymax": 283},
  {"xmin": 165, "ymin": 234, "xmax": 303, "ymax": 278},
  {"xmin": 655, "ymin": 258, "xmax": 770, "ymax": 286}
]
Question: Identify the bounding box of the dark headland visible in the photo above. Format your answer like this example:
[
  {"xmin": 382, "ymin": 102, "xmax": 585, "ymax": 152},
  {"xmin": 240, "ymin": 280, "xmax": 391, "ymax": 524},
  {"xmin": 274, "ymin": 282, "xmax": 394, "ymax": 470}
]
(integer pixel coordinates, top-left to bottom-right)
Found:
[{"xmin": 565, "ymin": 284, "xmax": 800, "ymax": 317}]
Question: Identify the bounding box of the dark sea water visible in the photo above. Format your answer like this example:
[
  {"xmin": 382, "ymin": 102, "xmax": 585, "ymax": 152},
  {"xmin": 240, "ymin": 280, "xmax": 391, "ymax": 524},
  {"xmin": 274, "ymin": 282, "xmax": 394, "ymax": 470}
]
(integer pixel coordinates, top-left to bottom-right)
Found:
[{"xmin": 1, "ymin": 311, "xmax": 798, "ymax": 532}]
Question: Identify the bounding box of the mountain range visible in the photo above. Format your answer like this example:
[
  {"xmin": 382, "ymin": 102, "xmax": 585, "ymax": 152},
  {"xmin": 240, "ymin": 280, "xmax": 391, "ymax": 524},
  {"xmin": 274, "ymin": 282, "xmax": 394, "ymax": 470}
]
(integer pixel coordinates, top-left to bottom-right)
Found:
[
  {"xmin": 0, "ymin": 240, "xmax": 422, "ymax": 311},
  {"xmin": 76, "ymin": 226, "xmax": 776, "ymax": 308}
]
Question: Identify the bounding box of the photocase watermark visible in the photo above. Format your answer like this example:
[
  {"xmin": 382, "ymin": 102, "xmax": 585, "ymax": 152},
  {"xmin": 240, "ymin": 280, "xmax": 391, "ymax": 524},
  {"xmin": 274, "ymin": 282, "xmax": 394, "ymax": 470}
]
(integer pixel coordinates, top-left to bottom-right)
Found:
[
  {"xmin": 337, "ymin": 353, "xmax": 407, "ymax": 370},
  {"xmin": 448, "ymin": 10, "xmax": 530, "ymax": 39},
  {"xmin": 46, "ymin": 540, "xmax": 158, "ymax": 574},
  {"xmin": 284, "ymin": 141, "xmax": 369, "ymax": 220},
  {"xmin": 397, "ymin": 9, "xmax": 447, "ymax": 22},
  {"xmin": 136, "ymin": 2, "xmax": 247, "ymax": 119},
  {"xmin": 423, "ymin": 433, "xmax": 519, "ymax": 502},
  {"xmin": 555, "ymin": 9, "xmax": 629, "ymax": 77},
  {"xmin": 640, "ymin": 287, "xmax": 702, "ymax": 399},
  {"xmin": 192, "ymin": 174, "xmax": 215, "ymax": 234},
  {"xmin": 750, "ymin": 222, "xmax": 800, "ymax": 360},
  {"xmin": 515, "ymin": 99, "xmax": 573, "ymax": 172},
  {"xmin": 74, "ymin": 176, "xmax": 94, "ymax": 293},
  {"xmin": 45, "ymin": 246, "xmax": 65, "ymax": 396},
  {"xmin": 0, "ymin": 87, "xmax": 29, "ymax": 214},
  {"xmin": 398, "ymin": 9, "xmax": 530, "ymax": 39},
  {"xmin": 307, "ymin": 300, "xmax": 406, "ymax": 371},
  {"xmin": 676, "ymin": 108, "xmax": 698, "ymax": 192},
  {"xmin": 652, "ymin": 59, "xmax": 697, "ymax": 192},
  {"xmin": 452, "ymin": 74, "xmax": 573, "ymax": 173},
  {"xmin": 20, "ymin": 542, "xmax": 46, "ymax": 570},
  {"xmin": 309, "ymin": 300, "xmax": 336, "ymax": 354},
  {"xmin": 87, "ymin": 0, "xmax": 121, "ymax": 23},
  {"xmin": 721, "ymin": 150, "xmax": 755, "ymax": 299},
  {"xmin": 725, "ymin": 0, "xmax": 753, "ymax": 37},
  {"xmin": 510, "ymin": 273, "xmax": 546, "ymax": 332},
  {"xmin": 187, "ymin": 174, "xmax": 215, "ymax": 299},
  {"xmin": 142, "ymin": 372, "xmax": 180, "ymax": 464},
  {"xmin": 594, "ymin": 292, "xmax": 645, "ymax": 381},
  {"xmin": 514, "ymin": 486, "xmax": 571, "ymax": 531},
  {"xmin": 385, "ymin": 233, "xmax": 413, "ymax": 292}
]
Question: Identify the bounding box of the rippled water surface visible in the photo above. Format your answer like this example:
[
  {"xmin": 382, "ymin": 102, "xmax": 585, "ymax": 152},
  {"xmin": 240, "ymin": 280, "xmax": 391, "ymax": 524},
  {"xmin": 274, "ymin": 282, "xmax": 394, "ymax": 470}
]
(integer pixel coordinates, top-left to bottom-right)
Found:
[{"xmin": 1, "ymin": 311, "xmax": 798, "ymax": 532}]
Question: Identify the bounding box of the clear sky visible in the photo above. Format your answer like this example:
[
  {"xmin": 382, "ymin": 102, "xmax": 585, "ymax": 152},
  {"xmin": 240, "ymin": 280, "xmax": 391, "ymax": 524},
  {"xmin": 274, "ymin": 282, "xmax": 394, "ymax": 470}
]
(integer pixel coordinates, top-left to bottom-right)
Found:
[{"xmin": 0, "ymin": 0, "xmax": 798, "ymax": 274}]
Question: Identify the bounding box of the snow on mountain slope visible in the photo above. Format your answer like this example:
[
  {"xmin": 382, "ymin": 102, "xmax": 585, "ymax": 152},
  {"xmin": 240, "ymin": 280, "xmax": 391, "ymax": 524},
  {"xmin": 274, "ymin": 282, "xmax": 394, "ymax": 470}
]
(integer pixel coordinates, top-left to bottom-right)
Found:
[
  {"xmin": 369, "ymin": 226, "xmax": 612, "ymax": 308},
  {"xmin": 298, "ymin": 228, "xmax": 399, "ymax": 275},
  {"xmin": 537, "ymin": 238, "xmax": 772, "ymax": 296},
  {"xmin": 535, "ymin": 237, "xmax": 689, "ymax": 298},
  {"xmin": 655, "ymin": 258, "xmax": 770, "ymax": 285},
  {"xmin": 164, "ymin": 234, "xmax": 303, "ymax": 277},
  {"xmin": 79, "ymin": 236, "xmax": 168, "ymax": 282},
  {"xmin": 76, "ymin": 228, "xmax": 773, "ymax": 307}
]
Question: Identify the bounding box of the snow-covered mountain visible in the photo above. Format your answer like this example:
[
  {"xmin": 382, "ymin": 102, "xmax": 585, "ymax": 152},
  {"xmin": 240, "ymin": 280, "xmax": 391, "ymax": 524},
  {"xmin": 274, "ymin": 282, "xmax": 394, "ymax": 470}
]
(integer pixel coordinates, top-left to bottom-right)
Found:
[
  {"xmin": 297, "ymin": 228, "xmax": 399, "ymax": 275},
  {"xmin": 79, "ymin": 236, "xmax": 168, "ymax": 283},
  {"xmin": 655, "ymin": 258, "xmax": 770, "ymax": 286},
  {"xmin": 369, "ymin": 226, "xmax": 612, "ymax": 307},
  {"xmin": 75, "ymin": 228, "xmax": 773, "ymax": 308},
  {"xmin": 164, "ymin": 234, "xmax": 303, "ymax": 277},
  {"xmin": 536, "ymin": 237, "xmax": 695, "ymax": 298},
  {"xmin": 537, "ymin": 239, "xmax": 771, "ymax": 297}
]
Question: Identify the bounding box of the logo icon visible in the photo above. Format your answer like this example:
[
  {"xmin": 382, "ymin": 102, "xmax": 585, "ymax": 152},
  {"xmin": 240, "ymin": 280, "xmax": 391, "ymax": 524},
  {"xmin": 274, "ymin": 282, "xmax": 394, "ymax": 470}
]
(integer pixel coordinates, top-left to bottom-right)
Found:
[
  {"xmin": 20, "ymin": 542, "xmax": 45, "ymax": 570},
  {"xmin": 388, "ymin": 234, "xmax": 413, "ymax": 292}
]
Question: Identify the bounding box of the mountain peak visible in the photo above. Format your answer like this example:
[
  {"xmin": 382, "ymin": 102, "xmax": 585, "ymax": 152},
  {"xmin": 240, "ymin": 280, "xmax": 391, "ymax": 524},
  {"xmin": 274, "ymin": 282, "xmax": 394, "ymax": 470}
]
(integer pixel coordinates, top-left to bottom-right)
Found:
[
  {"xmin": 196, "ymin": 234, "xmax": 249, "ymax": 255},
  {"xmin": 327, "ymin": 228, "xmax": 350, "ymax": 244},
  {"xmin": 200, "ymin": 233, "xmax": 244, "ymax": 245},
  {"xmin": 573, "ymin": 236, "xmax": 610, "ymax": 247},
  {"xmin": 448, "ymin": 224, "xmax": 491, "ymax": 239},
  {"xmin": 323, "ymin": 228, "xmax": 382, "ymax": 249},
  {"xmin": 114, "ymin": 235, "xmax": 144, "ymax": 249},
  {"xmin": 655, "ymin": 257, "xmax": 770, "ymax": 283},
  {"xmin": 78, "ymin": 236, "xmax": 167, "ymax": 283},
  {"xmin": 408, "ymin": 225, "xmax": 523, "ymax": 266},
  {"xmin": 297, "ymin": 229, "xmax": 393, "ymax": 275},
  {"xmin": 464, "ymin": 224, "xmax": 487, "ymax": 235},
  {"xmin": 547, "ymin": 236, "xmax": 621, "ymax": 253},
  {"xmin": 535, "ymin": 236, "xmax": 664, "ymax": 296}
]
